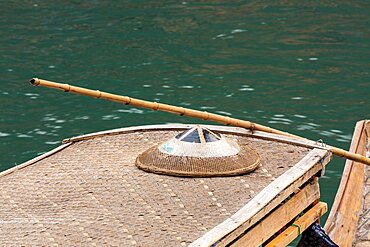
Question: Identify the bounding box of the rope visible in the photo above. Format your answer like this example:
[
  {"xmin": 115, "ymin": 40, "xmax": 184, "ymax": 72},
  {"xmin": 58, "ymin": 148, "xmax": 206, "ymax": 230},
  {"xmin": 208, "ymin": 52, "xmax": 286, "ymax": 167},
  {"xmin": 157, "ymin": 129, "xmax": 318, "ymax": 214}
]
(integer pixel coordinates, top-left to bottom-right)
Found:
[
  {"xmin": 292, "ymin": 223, "xmax": 301, "ymax": 235},
  {"xmin": 316, "ymin": 139, "xmax": 326, "ymax": 147},
  {"xmin": 250, "ymin": 123, "xmax": 256, "ymax": 134}
]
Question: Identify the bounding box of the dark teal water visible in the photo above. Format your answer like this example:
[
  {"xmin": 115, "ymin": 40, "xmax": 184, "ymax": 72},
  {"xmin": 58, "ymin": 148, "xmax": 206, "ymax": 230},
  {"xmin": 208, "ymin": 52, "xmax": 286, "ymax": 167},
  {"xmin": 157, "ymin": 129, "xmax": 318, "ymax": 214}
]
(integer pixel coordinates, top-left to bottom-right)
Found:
[{"xmin": 1, "ymin": 0, "xmax": 369, "ymax": 237}]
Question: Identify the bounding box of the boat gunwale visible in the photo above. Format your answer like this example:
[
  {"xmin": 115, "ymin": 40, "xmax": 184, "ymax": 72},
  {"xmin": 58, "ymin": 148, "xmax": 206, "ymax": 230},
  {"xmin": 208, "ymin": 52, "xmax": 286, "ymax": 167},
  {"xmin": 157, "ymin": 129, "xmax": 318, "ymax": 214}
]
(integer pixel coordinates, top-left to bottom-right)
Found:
[
  {"xmin": 62, "ymin": 123, "xmax": 332, "ymax": 153},
  {"xmin": 324, "ymin": 120, "xmax": 369, "ymax": 245}
]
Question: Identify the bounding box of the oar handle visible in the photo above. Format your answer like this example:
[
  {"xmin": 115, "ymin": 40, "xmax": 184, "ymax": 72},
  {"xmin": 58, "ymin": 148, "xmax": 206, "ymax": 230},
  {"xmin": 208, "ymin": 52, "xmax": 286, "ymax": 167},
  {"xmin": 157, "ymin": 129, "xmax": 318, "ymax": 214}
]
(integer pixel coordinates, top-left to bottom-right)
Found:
[
  {"xmin": 331, "ymin": 147, "xmax": 369, "ymax": 164},
  {"xmin": 29, "ymin": 78, "xmax": 299, "ymax": 137},
  {"xmin": 29, "ymin": 78, "xmax": 370, "ymax": 166}
]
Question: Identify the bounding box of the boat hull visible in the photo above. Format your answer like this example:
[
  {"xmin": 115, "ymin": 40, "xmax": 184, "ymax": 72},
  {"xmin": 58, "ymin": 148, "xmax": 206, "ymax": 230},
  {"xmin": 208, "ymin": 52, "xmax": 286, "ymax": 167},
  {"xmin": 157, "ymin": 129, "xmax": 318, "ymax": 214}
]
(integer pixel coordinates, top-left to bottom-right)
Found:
[{"xmin": 325, "ymin": 120, "xmax": 370, "ymax": 247}]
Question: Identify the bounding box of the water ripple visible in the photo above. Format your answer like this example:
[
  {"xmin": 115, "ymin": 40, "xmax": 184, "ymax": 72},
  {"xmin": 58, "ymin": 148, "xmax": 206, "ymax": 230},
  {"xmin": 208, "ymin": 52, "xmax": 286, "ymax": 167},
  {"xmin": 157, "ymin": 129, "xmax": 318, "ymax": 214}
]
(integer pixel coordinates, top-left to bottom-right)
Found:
[
  {"xmin": 74, "ymin": 116, "xmax": 90, "ymax": 120},
  {"xmin": 0, "ymin": 132, "xmax": 10, "ymax": 137},
  {"xmin": 215, "ymin": 111, "xmax": 232, "ymax": 116},
  {"xmin": 238, "ymin": 87, "xmax": 254, "ymax": 92},
  {"xmin": 179, "ymin": 85, "xmax": 194, "ymax": 89},
  {"xmin": 45, "ymin": 141, "xmax": 60, "ymax": 145},
  {"xmin": 200, "ymin": 106, "xmax": 216, "ymax": 110},
  {"xmin": 268, "ymin": 120, "xmax": 291, "ymax": 125},
  {"xmin": 24, "ymin": 93, "xmax": 39, "ymax": 99},
  {"xmin": 231, "ymin": 29, "xmax": 247, "ymax": 34},
  {"xmin": 116, "ymin": 108, "xmax": 144, "ymax": 114},
  {"xmin": 16, "ymin": 134, "xmax": 32, "ymax": 138},
  {"xmin": 102, "ymin": 114, "xmax": 120, "ymax": 120},
  {"xmin": 296, "ymin": 124, "xmax": 315, "ymax": 131},
  {"xmin": 270, "ymin": 117, "xmax": 293, "ymax": 123}
]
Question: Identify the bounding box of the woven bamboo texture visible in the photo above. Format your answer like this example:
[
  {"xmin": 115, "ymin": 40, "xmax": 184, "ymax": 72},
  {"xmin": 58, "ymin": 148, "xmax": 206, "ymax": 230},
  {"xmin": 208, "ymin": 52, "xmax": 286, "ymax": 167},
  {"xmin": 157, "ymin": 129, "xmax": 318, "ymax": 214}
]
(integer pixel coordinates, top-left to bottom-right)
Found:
[{"xmin": 0, "ymin": 128, "xmax": 310, "ymax": 246}]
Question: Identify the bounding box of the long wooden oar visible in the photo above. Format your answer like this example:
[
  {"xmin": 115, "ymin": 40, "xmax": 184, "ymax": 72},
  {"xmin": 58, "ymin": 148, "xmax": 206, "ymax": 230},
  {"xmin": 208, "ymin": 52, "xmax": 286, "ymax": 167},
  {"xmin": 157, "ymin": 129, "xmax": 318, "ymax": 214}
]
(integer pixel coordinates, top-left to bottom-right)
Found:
[{"xmin": 29, "ymin": 78, "xmax": 370, "ymax": 166}]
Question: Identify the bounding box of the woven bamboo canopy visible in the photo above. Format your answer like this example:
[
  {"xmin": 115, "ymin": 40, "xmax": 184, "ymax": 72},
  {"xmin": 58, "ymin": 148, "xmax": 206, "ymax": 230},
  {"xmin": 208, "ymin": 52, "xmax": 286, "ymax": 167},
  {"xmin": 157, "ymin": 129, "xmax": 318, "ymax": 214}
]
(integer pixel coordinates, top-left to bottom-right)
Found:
[
  {"xmin": 135, "ymin": 126, "xmax": 260, "ymax": 177},
  {"xmin": 29, "ymin": 78, "xmax": 370, "ymax": 166},
  {"xmin": 0, "ymin": 124, "xmax": 319, "ymax": 246}
]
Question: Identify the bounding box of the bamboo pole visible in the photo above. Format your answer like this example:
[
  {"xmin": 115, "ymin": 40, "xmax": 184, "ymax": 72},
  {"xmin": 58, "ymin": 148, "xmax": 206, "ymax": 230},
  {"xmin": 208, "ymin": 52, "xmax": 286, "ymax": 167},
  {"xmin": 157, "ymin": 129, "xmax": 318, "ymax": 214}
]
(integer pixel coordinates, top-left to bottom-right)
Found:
[{"xmin": 29, "ymin": 78, "xmax": 370, "ymax": 166}]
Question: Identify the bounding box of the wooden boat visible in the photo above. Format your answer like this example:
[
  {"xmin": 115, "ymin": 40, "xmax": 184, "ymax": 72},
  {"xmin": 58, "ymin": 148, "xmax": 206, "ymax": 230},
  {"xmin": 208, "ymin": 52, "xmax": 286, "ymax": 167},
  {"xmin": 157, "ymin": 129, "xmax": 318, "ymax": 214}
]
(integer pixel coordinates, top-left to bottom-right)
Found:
[
  {"xmin": 325, "ymin": 120, "xmax": 370, "ymax": 247},
  {"xmin": 0, "ymin": 124, "xmax": 331, "ymax": 246},
  {"xmin": 0, "ymin": 78, "xmax": 368, "ymax": 246}
]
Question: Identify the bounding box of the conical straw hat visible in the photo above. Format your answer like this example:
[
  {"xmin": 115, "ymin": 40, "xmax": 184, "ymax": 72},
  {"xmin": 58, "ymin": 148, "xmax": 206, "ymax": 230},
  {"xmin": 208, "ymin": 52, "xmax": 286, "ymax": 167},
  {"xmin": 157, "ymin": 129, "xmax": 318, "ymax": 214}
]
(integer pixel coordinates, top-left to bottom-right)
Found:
[{"xmin": 135, "ymin": 126, "xmax": 260, "ymax": 177}]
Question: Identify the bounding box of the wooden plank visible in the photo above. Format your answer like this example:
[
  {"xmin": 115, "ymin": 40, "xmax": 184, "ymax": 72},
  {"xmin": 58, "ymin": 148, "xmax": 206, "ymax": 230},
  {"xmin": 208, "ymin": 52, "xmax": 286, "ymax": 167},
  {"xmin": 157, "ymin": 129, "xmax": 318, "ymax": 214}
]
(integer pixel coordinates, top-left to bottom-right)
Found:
[
  {"xmin": 267, "ymin": 202, "xmax": 328, "ymax": 247},
  {"xmin": 324, "ymin": 120, "xmax": 368, "ymax": 246},
  {"xmin": 231, "ymin": 180, "xmax": 320, "ymax": 247},
  {"xmin": 190, "ymin": 148, "xmax": 331, "ymax": 247}
]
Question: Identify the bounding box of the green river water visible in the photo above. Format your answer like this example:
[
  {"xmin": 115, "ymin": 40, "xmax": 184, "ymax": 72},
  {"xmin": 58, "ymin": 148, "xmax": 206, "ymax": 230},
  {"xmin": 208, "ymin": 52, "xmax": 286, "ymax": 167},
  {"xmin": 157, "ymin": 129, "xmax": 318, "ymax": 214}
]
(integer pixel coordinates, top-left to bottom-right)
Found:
[{"xmin": 1, "ymin": 0, "xmax": 369, "ymax": 239}]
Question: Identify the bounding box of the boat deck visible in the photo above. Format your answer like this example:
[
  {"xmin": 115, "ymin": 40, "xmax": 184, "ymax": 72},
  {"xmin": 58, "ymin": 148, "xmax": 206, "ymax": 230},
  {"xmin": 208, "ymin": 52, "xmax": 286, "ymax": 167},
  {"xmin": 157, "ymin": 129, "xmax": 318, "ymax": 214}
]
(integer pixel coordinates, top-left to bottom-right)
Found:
[{"xmin": 0, "ymin": 124, "xmax": 330, "ymax": 246}]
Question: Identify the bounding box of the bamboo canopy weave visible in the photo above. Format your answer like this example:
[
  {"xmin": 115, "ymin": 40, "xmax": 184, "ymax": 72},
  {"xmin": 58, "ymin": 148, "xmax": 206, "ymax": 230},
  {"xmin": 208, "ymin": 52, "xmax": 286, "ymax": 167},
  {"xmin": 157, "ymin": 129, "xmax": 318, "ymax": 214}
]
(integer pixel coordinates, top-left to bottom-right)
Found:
[{"xmin": 29, "ymin": 78, "xmax": 370, "ymax": 166}]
